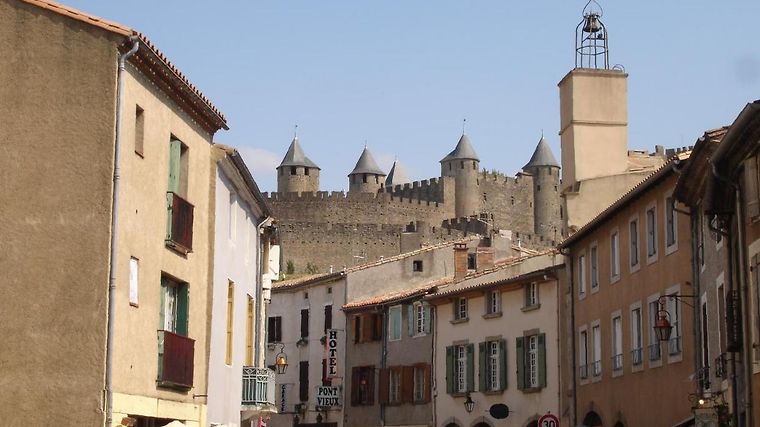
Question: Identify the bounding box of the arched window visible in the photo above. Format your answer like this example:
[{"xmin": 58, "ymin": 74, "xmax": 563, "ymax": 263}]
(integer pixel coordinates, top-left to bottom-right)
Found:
[{"xmin": 582, "ymin": 411, "xmax": 604, "ymax": 427}]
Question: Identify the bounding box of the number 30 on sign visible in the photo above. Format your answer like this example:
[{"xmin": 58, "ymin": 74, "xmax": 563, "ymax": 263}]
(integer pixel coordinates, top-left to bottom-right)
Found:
[{"xmin": 538, "ymin": 413, "xmax": 559, "ymax": 427}]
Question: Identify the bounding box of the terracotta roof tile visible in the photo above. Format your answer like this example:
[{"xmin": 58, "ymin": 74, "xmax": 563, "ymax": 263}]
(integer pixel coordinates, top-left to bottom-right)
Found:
[{"xmin": 342, "ymin": 277, "xmax": 454, "ymax": 310}]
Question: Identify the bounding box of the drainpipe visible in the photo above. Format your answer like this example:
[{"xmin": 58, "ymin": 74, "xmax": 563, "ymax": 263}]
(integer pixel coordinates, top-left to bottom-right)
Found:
[
  {"xmin": 255, "ymin": 216, "xmax": 274, "ymax": 368},
  {"xmin": 104, "ymin": 36, "xmax": 138, "ymax": 427},
  {"xmin": 558, "ymin": 247, "xmax": 576, "ymax": 427}
]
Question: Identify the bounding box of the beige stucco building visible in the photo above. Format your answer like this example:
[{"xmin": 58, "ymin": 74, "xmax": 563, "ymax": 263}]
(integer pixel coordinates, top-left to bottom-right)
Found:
[{"xmin": 0, "ymin": 1, "xmax": 227, "ymax": 425}]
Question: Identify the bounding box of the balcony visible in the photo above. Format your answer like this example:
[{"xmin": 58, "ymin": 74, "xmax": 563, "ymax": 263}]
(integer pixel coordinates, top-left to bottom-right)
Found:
[
  {"xmin": 631, "ymin": 347, "xmax": 643, "ymax": 366},
  {"xmin": 242, "ymin": 367, "xmax": 277, "ymax": 413},
  {"xmin": 697, "ymin": 365, "xmax": 711, "ymax": 391},
  {"xmin": 611, "ymin": 354, "xmax": 623, "ymax": 371},
  {"xmin": 157, "ymin": 330, "xmax": 195, "ymax": 389},
  {"xmin": 166, "ymin": 192, "xmax": 194, "ymax": 253},
  {"xmin": 648, "ymin": 343, "xmax": 661, "ymax": 361},
  {"xmin": 715, "ymin": 353, "xmax": 727, "ymax": 379}
]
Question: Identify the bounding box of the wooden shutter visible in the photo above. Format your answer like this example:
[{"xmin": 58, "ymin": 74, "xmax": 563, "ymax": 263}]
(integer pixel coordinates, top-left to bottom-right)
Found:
[
  {"xmin": 538, "ymin": 333, "xmax": 547, "ymax": 388},
  {"xmin": 324, "ymin": 305, "xmax": 332, "ymax": 333},
  {"xmin": 373, "ymin": 313, "xmax": 383, "ymax": 341},
  {"xmin": 299, "ymin": 361, "xmax": 309, "ymax": 402},
  {"xmin": 745, "ymin": 156, "xmax": 760, "ymax": 218},
  {"xmin": 407, "ymin": 304, "xmax": 415, "ymax": 336},
  {"xmin": 445, "ymin": 346, "xmax": 454, "ymax": 394},
  {"xmin": 423, "ymin": 363, "xmax": 432, "ymax": 403},
  {"xmin": 351, "ymin": 367, "xmax": 360, "ymax": 405},
  {"xmin": 354, "ymin": 316, "xmax": 362, "ymax": 343},
  {"xmin": 516, "ymin": 337, "xmax": 525, "ymax": 390},
  {"xmin": 168, "ymin": 139, "xmax": 181, "ymax": 193},
  {"xmin": 499, "ymin": 339, "xmax": 508, "ymax": 390},
  {"xmin": 367, "ymin": 366, "xmax": 375, "ymax": 405},
  {"xmin": 378, "ymin": 368, "xmax": 389, "ymax": 404},
  {"xmin": 402, "ymin": 366, "xmax": 414, "ymax": 403},
  {"xmin": 423, "ymin": 303, "xmax": 432, "ymax": 334},
  {"xmin": 300, "ymin": 309, "xmax": 309, "ymax": 338},
  {"xmin": 478, "ymin": 341, "xmax": 487, "ymax": 392},
  {"xmin": 466, "ymin": 343, "xmax": 475, "ymax": 392},
  {"xmin": 176, "ymin": 284, "xmax": 189, "ymax": 336}
]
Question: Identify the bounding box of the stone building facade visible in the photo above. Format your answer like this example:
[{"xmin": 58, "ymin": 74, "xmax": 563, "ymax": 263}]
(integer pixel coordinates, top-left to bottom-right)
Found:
[{"xmin": 267, "ymin": 134, "xmax": 564, "ymax": 274}]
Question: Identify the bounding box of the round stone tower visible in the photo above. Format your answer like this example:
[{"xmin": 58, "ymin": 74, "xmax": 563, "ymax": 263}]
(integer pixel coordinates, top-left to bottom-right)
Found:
[
  {"xmin": 348, "ymin": 146, "xmax": 386, "ymax": 194},
  {"xmin": 440, "ymin": 133, "xmax": 480, "ymax": 218},
  {"xmin": 523, "ymin": 136, "xmax": 561, "ymax": 239},
  {"xmin": 276, "ymin": 136, "xmax": 320, "ymax": 194}
]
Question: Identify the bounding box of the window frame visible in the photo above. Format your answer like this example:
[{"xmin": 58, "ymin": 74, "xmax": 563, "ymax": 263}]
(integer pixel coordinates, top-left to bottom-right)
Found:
[
  {"xmin": 388, "ymin": 305, "xmax": 402, "ymax": 341},
  {"xmin": 610, "ymin": 228, "xmax": 620, "ymax": 283},
  {"xmin": 578, "ymin": 252, "xmax": 587, "ymax": 298},
  {"xmin": 590, "ymin": 243, "xmax": 599, "ymax": 292},
  {"xmin": 646, "ymin": 203, "xmax": 658, "ymax": 263},
  {"xmin": 629, "ymin": 215, "xmax": 640, "ymax": 272},
  {"xmin": 665, "ymin": 193, "xmax": 678, "ymax": 255}
]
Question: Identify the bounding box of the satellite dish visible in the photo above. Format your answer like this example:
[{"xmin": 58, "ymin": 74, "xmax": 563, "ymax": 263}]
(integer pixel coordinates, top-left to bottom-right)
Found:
[{"xmin": 489, "ymin": 403, "xmax": 510, "ymax": 419}]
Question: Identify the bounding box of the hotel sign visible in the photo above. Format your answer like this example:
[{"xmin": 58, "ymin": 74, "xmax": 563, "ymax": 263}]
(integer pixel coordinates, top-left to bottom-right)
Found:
[
  {"xmin": 315, "ymin": 386, "xmax": 341, "ymax": 408},
  {"xmin": 326, "ymin": 329, "xmax": 340, "ymax": 378}
]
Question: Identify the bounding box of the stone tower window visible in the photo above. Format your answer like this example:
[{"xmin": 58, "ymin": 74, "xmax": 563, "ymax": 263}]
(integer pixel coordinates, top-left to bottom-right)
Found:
[
  {"xmin": 290, "ymin": 166, "xmax": 297, "ymax": 175},
  {"xmin": 375, "ymin": 175, "xmax": 379, "ymax": 184},
  {"xmin": 460, "ymin": 161, "xmax": 464, "ymax": 169},
  {"xmin": 472, "ymin": 161, "xmax": 476, "ymax": 170},
  {"xmin": 537, "ymin": 185, "xmax": 541, "ymax": 192},
  {"xmin": 305, "ymin": 167, "xmax": 310, "ymax": 176},
  {"xmin": 413, "ymin": 260, "xmax": 423, "ymax": 272},
  {"xmin": 449, "ymin": 163, "xmax": 452, "ymax": 171}
]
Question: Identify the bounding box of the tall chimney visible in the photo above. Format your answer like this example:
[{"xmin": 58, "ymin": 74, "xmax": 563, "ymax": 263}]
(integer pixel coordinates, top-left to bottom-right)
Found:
[{"xmin": 454, "ymin": 243, "xmax": 468, "ymax": 279}]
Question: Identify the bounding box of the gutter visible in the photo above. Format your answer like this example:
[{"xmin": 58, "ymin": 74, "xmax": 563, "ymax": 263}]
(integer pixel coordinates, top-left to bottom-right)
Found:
[{"xmin": 105, "ymin": 35, "xmax": 139, "ymax": 427}]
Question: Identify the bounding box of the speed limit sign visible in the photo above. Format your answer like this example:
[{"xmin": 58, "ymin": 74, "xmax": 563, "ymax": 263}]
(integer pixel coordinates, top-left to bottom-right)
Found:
[{"xmin": 538, "ymin": 413, "xmax": 559, "ymax": 427}]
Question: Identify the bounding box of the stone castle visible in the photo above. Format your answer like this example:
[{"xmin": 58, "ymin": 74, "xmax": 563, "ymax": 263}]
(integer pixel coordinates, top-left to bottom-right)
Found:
[{"xmin": 263, "ymin": 134, "xmax": 563, "ymax": 273}]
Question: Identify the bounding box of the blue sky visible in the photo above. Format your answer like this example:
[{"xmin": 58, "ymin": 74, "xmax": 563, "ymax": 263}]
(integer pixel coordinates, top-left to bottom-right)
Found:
[{"xmin": 67, "ymin": 0, "xmax": 760, "ymax": 192}]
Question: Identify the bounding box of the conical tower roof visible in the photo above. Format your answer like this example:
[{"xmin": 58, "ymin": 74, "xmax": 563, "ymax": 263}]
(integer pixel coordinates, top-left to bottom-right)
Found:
[
  {"xmin": 278, "ymin": 136, "xmax": 320, "ymax": 169},
  {"xmin": 385, "ymin": 159, "xmax": 410, "ymax": 187},
  {"xmin": 440, "ymin": 133, "xmax": 479, "ymax": 163},
  {"xmin": 349, "ymin": 147, "xmax": 386, "ymax": 176},
  {"xmin": 523, "ymin": 136, "xmax": 560, "ymax": 169}
]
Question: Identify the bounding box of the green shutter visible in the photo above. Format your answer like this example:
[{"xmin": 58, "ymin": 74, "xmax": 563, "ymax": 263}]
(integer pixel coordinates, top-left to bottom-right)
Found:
[
  {"xmin": 407, "ymin": 304, "xmax": 415, "ymax": 336},
  {"xmin": 423, "ymin": 303, "xmax": 432, "ymax": 334},
  {"xmin": 516, "ymin": 337, "xmax": 525, "ymax": 390},
  {"xmin": 466, "ymin": 343, "xmax": 474, "ymax": 392},
  {"xmin": 538, "ymin": 333, "xmax": 547, "ymax": 388},
  {"xmin": 168, "ymin": 139, "xmax": 181, "ymax": 193},
  {"xmin": 176, "ymin": 284, "xmax": 189, "ymax": 336},
  {"xmin": 478, "ymin": 342, "xmax": 487, "ymax": 392},
  {"xmin": 159, "ymin": 277, "xmax": 168, "ymax": 330},
  {"xmin": 445, "ymin": 346, "xmax": 454, "ymax": 394},
  {"xmin": 499, "ymin": 339, "xmax": 507, "ymax": 390}
]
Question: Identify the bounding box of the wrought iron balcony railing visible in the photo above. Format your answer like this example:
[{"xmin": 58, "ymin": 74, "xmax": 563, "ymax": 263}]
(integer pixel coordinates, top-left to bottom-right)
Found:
[
  {"xmin": 631, "ymin": 347, "xmax": 643, "ymax": 366},
  {"xmin": 648, "ymin": 343, "xmax": 661, "ymax": 361},
  {"xmin": 611, "ymin": 354, "xmax": 623, "ymax": 371},
  {"xmin": 592, "ymin": 360, "xmax": 602, "ymax": 377},
  {"xmin": 166, "ymin": 192, "xmax": 194, "ymax": 252},
  {"xmin": 715, "ymin": 353, "xmax": 727, "ymax": 379},
  {"xmin": 157, "ymin": 330, "xmax": 195, "ymax": 389},
  {"xmin": 697, "ymin": 365, "xmax": 711, "ymax": 391},
  {"xmin": 668, "ymin": 335, "xmax": 682, "ymax": 355},
  {"xmin": 242, "ymin": 366, "xmax": 276, "ymax": 407},
  {"xmin": 579, "ymin": 364, "xmax": 588, "ymax": 379}
]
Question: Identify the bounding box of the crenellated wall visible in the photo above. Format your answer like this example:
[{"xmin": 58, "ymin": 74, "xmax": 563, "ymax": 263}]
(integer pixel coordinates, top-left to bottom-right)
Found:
[{"xmin": 480, "ymin": 172, "xmax": 536, "ymax": 233}]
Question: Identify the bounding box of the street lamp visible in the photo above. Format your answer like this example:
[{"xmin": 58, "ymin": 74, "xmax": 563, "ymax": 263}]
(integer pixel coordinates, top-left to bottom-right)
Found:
[
  {"xmin": 654, "ymin": 298, "xmax": 672, "ymax": 342},
  {"xmin": 275, "ymin": 343, "xmax": 288, "ymax": 374},
  {"xmin": 464, "ymin": 392, "xmax": 475, "ymax": 413}
]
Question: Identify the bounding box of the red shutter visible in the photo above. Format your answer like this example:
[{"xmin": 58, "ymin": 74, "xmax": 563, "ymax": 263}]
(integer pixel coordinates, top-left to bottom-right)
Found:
[
  {"xmin": 378, "ymin": 368, "xmax": 389, "ymax": 404},
  {"xmin": 402, "ymin": 366, "xmax": 414, "ymax": 403}
]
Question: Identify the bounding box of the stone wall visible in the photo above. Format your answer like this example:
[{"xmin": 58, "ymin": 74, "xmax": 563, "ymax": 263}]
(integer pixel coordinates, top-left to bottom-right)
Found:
[{"xmin": 480, "ymin": 172, "xmax": 536, "ymax": 233}]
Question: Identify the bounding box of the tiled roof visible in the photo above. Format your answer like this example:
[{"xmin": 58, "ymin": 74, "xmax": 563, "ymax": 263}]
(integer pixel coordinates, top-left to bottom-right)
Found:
[
  {"xmin": 558, "ymin": 150, "xmax": 692, "ymax": 249},
  {"xmin": 441, "ymin": 134, "xmax": 479, "ymax": 163},
  {"xmin": 349, "ymin": 147, "xmax": 385, "ymax": 176},
  {"xmin": 342, "ymin": 277, "xmax": 453, "ymax": 311},
  {"xmin": 22, "ymin": 0, "xmax": 227, "ymax": 132},
  {"xmin": 272, "ymin": 271, "xmax": 343, "ymax": 291},
  {"xmin": 428, "ymin": 264, "xmax": 562, "ymax": 299}
]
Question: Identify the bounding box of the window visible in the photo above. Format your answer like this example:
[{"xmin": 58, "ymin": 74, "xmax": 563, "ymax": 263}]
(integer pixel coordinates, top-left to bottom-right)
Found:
[
  {"xmin": 479, "ymin": 339, "xmax": 507, "ymax": 391},
  {"xmin": 578, "ymin": 254, "xmax": 586, "ymax": 295},
  {"xmin": 612, "ymin": 315, "xmax": 622, "ymax": 371},
  {"xmin": 579, "ymin": 330, "xmax": 588, "ymax": 379},
  {"xmin": 129, "ymin": 257, "xmax": 139, "ymax": 307},
  {"xmin": 354, "ymin": 313, "xmax": 383, "ymax": 343},
  {"xmin": 667, "ymin": 295, "xmax": 681, "ymax": 355},
  {"xmin": 718, "ymin": 283, "xmax": 727, "ymax": 353},
  {"xmin": 631, "ymin": 308, "xmax": 643, "ymax": 366},
  {"xmin": 592, "ymin": 325, "xmax": 601, "ymax": 376},
  {"xmin": 388, "ymin": 305, "xmax": 402, "ymax": 341},
  {"xmin": 486, "ymin": 290, "xmax": 501, "ymax": 315},
  {"xmin": 160, "ymin": 275, "xmax": 189, "ymax": 336},
  {"xmin": 389, "ymin": 368, "xmax": 401, "ymax": 403},
  {"xmin": 290, "ymin": 166, "xmax": 296, "ymax": 175},
  {"xmin": 267, "ymin": 316, "xmax": 282, "ymax": 343},
  {"xmin": 351, "ymin": 366, "xmax": 375, "ymax": 406},
  {"xmin": 412, "ymin": 260, "xmax": 423, "ymax": 272},
  {"xmin": 226, "ymin": 281, "xmax": 234, "ymax": 365},
  {"xmin": 524, "ymin": 282, "xmax": 539, "ymax": 308},
  {"xmin": 467, "ymin": 253, "xmax": 476, "ymax": 270},
  {"xmin": 299, "ymin": 361, "xmax": 309, "ymax": 402},
  {"xmin": 647, "ymin": 207, "xmax": 657, "ymax": 258},
  {"xmin": 409, "ymin": 302, "xmax": 431, "ymax": 336},
  {"xmin": 517, "ymin": 333, "xmax": 546, "ymax": 390},
  {"xmin": 300, "ymin": 309, "xmax": 309, "ymax": 339},
  {"xmin": 445, "ymin": 344, "xmax": 473, "ymax": 394},
  {"xmin": 246, "ymin": 296, "xmax": 254, "ymax": 366},
  {"xmin": 413, "ymin": 364, "xmax": 429, "ymax": 402},
  {"xmin": 454, "ymin": 297, "xmax": 468, "ymax": 320},
  {"xmin": 666, "ymin": 196, "xmax": 677, "ymax": 248},
  {"xmin": 134, "ymin": 105, "xmax": 144, "ymax": 156},
  {"xmin": 701, "ymin": 298, "xmax": 710, "ymax": 373},
  {"xmin": 610, "ymin": 231, "xmax": 620, "ymax": 279},
  {"xmin": 166, "ymin": 138, "xmax": 193, "ymax": 251},
  {"xmin": 304, "ymin": 167, "xmax": 310, "ymax": 176},
  {"xmin": 648, "ymin": 300, "xmax": 661, "ymax": 361},
  {"xmin": 590, "ymin": 245, "xmax": 599, "ymax": 289},
  {"xmin": 362, "ymin": 173, "xmax": 367, "ymax": 183},
  {"xmin": 629, "ymin": 219, "xmax": 639, "ymax": 267},
  {"xmin": 324, "ymin": 304, "xmax": 333, "ymax": 333}
]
